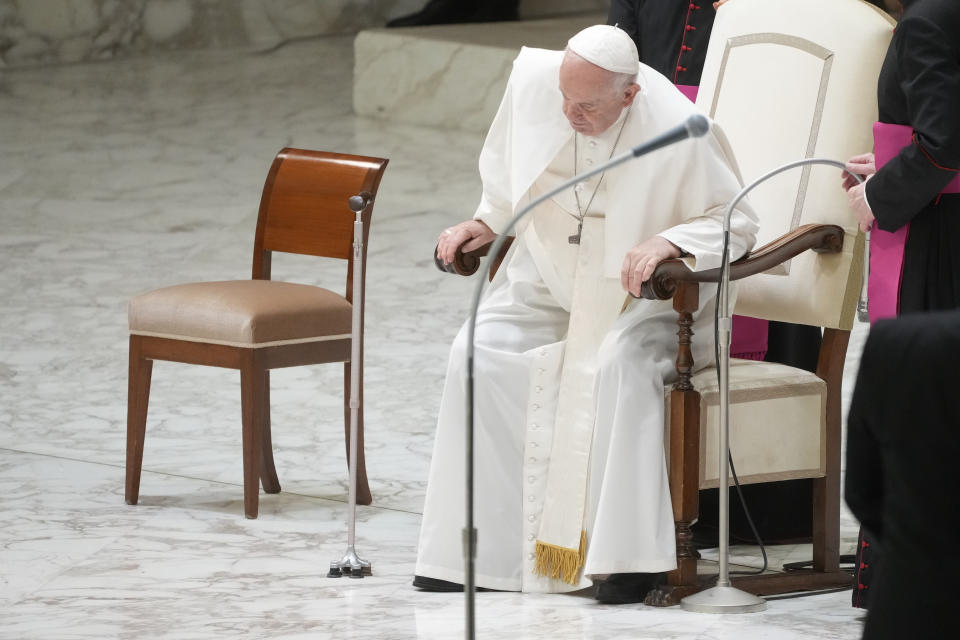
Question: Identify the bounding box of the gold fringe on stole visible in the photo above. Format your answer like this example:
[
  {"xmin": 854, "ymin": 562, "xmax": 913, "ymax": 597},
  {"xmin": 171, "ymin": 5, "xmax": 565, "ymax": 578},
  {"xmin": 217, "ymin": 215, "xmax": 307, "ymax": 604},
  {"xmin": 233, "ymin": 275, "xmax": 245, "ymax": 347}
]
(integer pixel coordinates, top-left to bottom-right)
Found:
[{"xmin": 533, "ymin": 530, "xmax": 587, "ymax": 585}]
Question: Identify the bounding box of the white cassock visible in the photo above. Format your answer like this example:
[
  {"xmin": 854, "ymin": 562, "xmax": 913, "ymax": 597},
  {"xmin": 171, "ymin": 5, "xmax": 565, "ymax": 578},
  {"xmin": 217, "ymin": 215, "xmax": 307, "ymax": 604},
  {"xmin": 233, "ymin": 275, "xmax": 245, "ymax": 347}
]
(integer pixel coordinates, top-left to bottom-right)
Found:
[{"xmin": 415, "ymin": 46, "xmax": 758, "ymax": 592}]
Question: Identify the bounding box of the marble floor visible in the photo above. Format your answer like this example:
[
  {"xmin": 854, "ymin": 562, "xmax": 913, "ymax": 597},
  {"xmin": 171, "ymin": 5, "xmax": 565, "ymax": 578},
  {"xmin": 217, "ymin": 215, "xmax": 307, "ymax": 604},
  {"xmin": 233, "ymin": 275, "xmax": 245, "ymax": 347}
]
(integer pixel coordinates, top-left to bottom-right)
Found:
[{"xmin": 0, "ymin": 34, "xmax": 869, "ymax": 639}]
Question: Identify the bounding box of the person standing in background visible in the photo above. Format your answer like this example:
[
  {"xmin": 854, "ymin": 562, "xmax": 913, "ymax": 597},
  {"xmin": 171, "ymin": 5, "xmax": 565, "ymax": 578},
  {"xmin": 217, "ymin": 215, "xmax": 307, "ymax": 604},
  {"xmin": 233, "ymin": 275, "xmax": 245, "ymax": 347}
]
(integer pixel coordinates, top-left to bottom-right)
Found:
[
  {"xmin": 386, "ymin": 0, "xmax": 518, "ymax": 27},
  {"xmin": 842, "ymin": 0, "xmax": 960, "ymax": 611},
  {"xmin": 844, "ymin": 310, "xmax": 960, "ymax": 640},
  {"xmin": 608, "ymin": 0, "xmax": 726, "ymax": 93}
]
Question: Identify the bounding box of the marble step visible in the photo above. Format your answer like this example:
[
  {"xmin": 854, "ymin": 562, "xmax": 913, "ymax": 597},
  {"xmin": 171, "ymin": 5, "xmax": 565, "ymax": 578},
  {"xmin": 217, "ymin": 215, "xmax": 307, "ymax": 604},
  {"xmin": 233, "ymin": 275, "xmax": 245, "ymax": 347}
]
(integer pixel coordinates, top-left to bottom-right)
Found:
[{"xmin": 353, "ymin": 12, "xmax": 606, "ymax": 132}]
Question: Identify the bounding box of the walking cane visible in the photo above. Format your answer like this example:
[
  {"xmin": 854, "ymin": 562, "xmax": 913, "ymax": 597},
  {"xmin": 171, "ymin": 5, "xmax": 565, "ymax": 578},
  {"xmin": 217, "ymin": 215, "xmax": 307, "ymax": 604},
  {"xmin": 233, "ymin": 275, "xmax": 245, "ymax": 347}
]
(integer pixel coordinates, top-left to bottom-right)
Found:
[{"xmin": 328, "ymin": 192, "xmax": 373, "ymax": 579}]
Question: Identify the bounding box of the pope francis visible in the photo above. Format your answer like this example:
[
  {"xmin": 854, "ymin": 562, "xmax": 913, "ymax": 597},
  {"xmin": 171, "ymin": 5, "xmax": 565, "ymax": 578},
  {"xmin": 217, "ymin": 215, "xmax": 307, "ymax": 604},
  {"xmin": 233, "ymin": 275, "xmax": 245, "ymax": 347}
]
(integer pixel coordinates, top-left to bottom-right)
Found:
[{"xmin": 417, "ymin": 25, "xmax": 758, "ymax": 604}]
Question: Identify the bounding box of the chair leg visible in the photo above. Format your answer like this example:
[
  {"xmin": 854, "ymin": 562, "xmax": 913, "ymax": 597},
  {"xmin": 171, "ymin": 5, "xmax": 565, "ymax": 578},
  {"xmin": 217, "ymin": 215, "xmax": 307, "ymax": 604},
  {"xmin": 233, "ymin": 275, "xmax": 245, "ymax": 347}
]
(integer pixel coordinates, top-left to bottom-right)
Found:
[
  {"xmin": 813, "ymin": 328, "xmax": 846, "ymax": 572},
  {"xmin": 654, "ymin": 388, "xmax": 701, "ymax": 606},
  {"xmin": 344, "ymin": 361, "xmax": 372, "ymax": 506},
  {"xmin": 259, "ymin": 370, "xmax": 281, "ymax": 494},
  {"xmin": 812, "ymin": 475, "xmax": 841, "ymax": 571},
  {"xmin": 648, "ymin": 288, "xmax": 701, "ymax": 607},
  {"xmin": 125, "ymin": 335, "xmax": 153, "ymax": 506},
  {"xmin": 240, "ymin": 358, "xmax": 263, "ymax": 519}
]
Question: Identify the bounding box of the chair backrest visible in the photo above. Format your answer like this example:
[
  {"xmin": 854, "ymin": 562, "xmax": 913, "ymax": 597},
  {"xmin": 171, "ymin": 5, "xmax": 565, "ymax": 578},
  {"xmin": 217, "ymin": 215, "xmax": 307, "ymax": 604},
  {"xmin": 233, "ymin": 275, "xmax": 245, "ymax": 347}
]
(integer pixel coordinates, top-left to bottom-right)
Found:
[
  {"xmin": 697, "ymin": 0, "xmax": 893, "ymax": 330},
  {"xmin": 251, "ymin": 148, "xmax": 389, "ymax": 284}
]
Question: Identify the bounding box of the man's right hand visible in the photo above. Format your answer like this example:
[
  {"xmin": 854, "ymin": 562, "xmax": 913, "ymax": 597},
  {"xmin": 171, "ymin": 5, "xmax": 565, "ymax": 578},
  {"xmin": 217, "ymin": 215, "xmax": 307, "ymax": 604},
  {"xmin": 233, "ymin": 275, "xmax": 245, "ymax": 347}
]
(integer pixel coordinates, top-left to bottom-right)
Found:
[{"xmin": 436, "ymin": 220, "xmax": 497, "ymax": 266}]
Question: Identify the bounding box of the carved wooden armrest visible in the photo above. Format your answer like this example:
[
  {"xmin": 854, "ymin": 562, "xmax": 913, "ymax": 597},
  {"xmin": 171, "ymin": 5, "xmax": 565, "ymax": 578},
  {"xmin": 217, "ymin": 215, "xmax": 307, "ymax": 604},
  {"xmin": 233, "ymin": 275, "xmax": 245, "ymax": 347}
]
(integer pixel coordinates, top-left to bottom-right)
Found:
[
  {"xmin": 433, "ymin": 237, "xmax": 515, "ymax": 281},
  {"xmin": 640, "ymin": 223, "xmax": 845, "ymax": 301}
]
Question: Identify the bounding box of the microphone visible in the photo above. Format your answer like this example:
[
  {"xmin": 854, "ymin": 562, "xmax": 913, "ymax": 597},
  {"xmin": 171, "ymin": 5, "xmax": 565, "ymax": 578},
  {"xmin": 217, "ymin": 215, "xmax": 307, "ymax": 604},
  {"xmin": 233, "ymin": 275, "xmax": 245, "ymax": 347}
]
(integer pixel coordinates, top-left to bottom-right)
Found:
[
  {"xmin": 349, "ymin": 192, "xmax": 372, "ymax": 212},
  {"xmin": 629, "ymin": 113, "xmax": 711, "ymax": 158}
]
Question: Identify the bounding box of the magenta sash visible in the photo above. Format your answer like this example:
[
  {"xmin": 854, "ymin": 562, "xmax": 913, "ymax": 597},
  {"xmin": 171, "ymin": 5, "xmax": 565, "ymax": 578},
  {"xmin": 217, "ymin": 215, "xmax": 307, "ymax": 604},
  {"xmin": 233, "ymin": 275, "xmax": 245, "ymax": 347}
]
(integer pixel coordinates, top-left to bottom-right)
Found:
[
  {"xmin": 869, "ymin": 123, "xmax": 960, "ymax": 323},
  {"xmin": 676, "ymin": 82, "xmax": 767, "ymax": 359},
  {"xmin": 869, "ymin": 125, "xmax": 941, "ymax": 321}
]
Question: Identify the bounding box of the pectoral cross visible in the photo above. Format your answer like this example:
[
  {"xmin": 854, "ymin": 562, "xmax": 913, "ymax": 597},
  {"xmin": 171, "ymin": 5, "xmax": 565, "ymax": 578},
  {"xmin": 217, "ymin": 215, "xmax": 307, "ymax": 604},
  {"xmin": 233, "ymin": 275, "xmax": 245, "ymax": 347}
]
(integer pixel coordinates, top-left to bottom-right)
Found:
[{"xmin": 568, "ymin": 219, "xmax": 583, "ymax": 245}]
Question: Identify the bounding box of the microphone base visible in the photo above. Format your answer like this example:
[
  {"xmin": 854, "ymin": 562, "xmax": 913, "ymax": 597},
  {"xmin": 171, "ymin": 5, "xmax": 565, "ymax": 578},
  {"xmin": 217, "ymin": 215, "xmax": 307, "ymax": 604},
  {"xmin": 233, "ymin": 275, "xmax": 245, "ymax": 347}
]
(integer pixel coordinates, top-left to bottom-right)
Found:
[
  {"xmin": 681, "ymin": 585, "xmax": 767, "ymax": 614},
  {"xmin": 328, "ymin": 547, "xmax": 372, "ymax": 579}
]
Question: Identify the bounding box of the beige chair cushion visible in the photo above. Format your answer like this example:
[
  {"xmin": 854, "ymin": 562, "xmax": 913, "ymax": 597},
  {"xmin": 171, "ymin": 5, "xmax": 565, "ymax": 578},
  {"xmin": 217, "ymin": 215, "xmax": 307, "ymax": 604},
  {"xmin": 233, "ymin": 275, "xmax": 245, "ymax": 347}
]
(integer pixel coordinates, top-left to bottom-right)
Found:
[
  {"xmin": 665, "ymin": 359, "xmax": 826, "ymax": 488},
  {"xmin": 129, "ymin": 280, "xmax": 352, "ymax": 348}
]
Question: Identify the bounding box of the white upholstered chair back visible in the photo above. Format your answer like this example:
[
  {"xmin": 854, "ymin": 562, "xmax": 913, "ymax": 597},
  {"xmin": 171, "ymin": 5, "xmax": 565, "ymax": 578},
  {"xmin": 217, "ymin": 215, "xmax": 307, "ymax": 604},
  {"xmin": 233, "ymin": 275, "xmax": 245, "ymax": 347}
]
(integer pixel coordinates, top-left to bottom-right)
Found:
[{"xmin": 697, "ymin": 0, "xmax": 894, "ymax": 330}]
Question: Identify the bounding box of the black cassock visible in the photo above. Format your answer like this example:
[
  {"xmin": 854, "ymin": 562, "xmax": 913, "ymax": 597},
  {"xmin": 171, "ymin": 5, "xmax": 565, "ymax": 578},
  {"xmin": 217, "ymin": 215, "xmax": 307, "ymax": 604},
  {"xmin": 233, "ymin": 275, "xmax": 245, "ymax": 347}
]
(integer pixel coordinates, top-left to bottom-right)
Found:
[
  {"xmin": 854, "ymin": 0, "xmax": 960, "ymax": 609},
  {"xmin": 608, "ymin": 0, "xmax": 716, "ymax": 87},
  {"xmin": 867, "ymin": 0, "xmax": 960, "ymax": 313},
  {"xmin": 845, "ymin": 310, "xmax": 960, "ymax": 640}
]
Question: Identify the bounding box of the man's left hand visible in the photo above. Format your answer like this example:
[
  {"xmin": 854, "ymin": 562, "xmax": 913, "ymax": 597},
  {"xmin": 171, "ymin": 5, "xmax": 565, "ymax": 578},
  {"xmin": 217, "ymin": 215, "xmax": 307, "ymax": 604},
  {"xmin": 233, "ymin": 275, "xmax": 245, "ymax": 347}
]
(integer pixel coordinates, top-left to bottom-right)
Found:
[
  {"xmin": 846, "ymin": 180, "xmax": 875, "ymax": 233},
  {"xmin": 621, "ymin": 236, "xmax": 683, "ymax": 297}
]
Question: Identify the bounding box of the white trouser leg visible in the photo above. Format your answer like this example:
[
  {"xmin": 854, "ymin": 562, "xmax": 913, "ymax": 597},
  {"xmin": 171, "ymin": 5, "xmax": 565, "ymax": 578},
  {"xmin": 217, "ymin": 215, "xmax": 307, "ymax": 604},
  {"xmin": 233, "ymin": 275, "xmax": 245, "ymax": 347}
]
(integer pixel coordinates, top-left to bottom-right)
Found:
[
  {"xmin": 584, "ymin": 296, "xmax": 715, "ymax": 575},
  {"xmin": 415, "ymin": 243, "xmax": 568, "ymax": 590}
]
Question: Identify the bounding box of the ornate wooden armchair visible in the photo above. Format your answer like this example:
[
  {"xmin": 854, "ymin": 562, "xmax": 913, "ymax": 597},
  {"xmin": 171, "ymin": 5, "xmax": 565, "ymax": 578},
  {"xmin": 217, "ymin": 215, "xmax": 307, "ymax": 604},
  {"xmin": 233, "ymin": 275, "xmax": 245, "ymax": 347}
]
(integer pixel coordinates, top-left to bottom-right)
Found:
[
  {"xmin": 434, "ymin": 0, "xmax": 894, "ymax": 605},
  {"xmin": 640, "ymin": 224, "xmax": 853, "ymax": 605}
]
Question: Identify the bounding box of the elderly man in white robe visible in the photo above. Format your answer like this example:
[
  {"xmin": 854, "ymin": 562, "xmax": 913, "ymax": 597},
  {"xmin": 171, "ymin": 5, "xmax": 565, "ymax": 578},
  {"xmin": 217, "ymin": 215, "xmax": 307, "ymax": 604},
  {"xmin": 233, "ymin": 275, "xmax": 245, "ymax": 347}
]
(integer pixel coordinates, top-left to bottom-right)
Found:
[{"xmin": 416, "ymin": 25, "xmax": 758, "ymax": 604}]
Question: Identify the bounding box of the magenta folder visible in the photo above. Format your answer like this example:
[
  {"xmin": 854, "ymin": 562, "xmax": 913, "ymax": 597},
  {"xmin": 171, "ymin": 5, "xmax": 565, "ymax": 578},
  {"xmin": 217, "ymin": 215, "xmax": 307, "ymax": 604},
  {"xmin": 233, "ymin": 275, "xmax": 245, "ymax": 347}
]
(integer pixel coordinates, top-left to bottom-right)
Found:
[{"xmin": 868, "ymin": 123, "xmax": 911, "ymax": 324}]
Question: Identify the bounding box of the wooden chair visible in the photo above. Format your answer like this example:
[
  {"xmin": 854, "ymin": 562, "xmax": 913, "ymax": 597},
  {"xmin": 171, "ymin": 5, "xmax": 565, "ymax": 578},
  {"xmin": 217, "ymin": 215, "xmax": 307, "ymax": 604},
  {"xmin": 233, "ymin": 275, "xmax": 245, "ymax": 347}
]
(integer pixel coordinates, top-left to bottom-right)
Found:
[{"xmin": 126, "ymin": 148, "xmax": 388, "ymax": 518}]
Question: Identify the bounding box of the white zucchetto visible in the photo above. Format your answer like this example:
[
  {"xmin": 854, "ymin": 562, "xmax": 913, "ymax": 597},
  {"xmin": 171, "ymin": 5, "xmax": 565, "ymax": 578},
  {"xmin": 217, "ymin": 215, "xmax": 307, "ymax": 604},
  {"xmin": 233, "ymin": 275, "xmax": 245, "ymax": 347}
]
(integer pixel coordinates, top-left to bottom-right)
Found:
[{"xmin": 566, "ymin": 25, "xmax": 640, "ymax": 75}]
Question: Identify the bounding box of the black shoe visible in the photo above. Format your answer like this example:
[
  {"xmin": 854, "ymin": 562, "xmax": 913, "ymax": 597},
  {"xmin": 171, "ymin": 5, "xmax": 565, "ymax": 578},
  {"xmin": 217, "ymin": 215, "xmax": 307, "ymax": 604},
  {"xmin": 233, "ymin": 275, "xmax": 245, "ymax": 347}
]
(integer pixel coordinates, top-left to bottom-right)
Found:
[
  {"xmin": 413, "ymin": 575, "xmax": 465, "ymax": 592},
  {"xmin": 593, "ymin": 572, "xmax": 666, "ymax": 605},
  {"xmin": 387, "ymin": 0, "xmax": 518, "ymax": 27},
  {"xmin": 412, "ymin": 575, "xmax": 500, "ymax": 592}
]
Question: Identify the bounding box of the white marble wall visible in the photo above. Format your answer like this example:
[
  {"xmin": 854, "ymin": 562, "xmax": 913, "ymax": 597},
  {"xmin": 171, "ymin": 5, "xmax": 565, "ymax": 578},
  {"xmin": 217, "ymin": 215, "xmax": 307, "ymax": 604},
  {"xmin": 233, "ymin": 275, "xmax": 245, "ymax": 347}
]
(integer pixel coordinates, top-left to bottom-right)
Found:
[
  {"xmin": 353, "ymin": 13, "xmax": 605, "ymax": 132},
  {"xmin": 0, "ymin": 0, "xmax": 424, "ymax": 67},
  {"xmin": 0, "ymin": 0, "xmax": 608, "ymax": 69}
]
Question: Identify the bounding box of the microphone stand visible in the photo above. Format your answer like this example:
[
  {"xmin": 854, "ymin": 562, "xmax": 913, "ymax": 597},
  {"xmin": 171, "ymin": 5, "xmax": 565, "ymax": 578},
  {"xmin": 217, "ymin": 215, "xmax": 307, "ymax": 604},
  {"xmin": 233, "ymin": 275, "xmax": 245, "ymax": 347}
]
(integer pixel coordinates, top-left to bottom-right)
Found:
[
  {"xmin": 680, "ymin": 158, "xmax": 863, "ymax": 614},
  {"xmin": 328, "ymin": 193, "xmax": 373, "ymax": 580},
  {"xmin": 461, "ymin": 115, "xmax": 708, "ymax": 639},
  {"xmin": 857, "ymin": 230, "xmax": 870, "ymax": 322}
]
